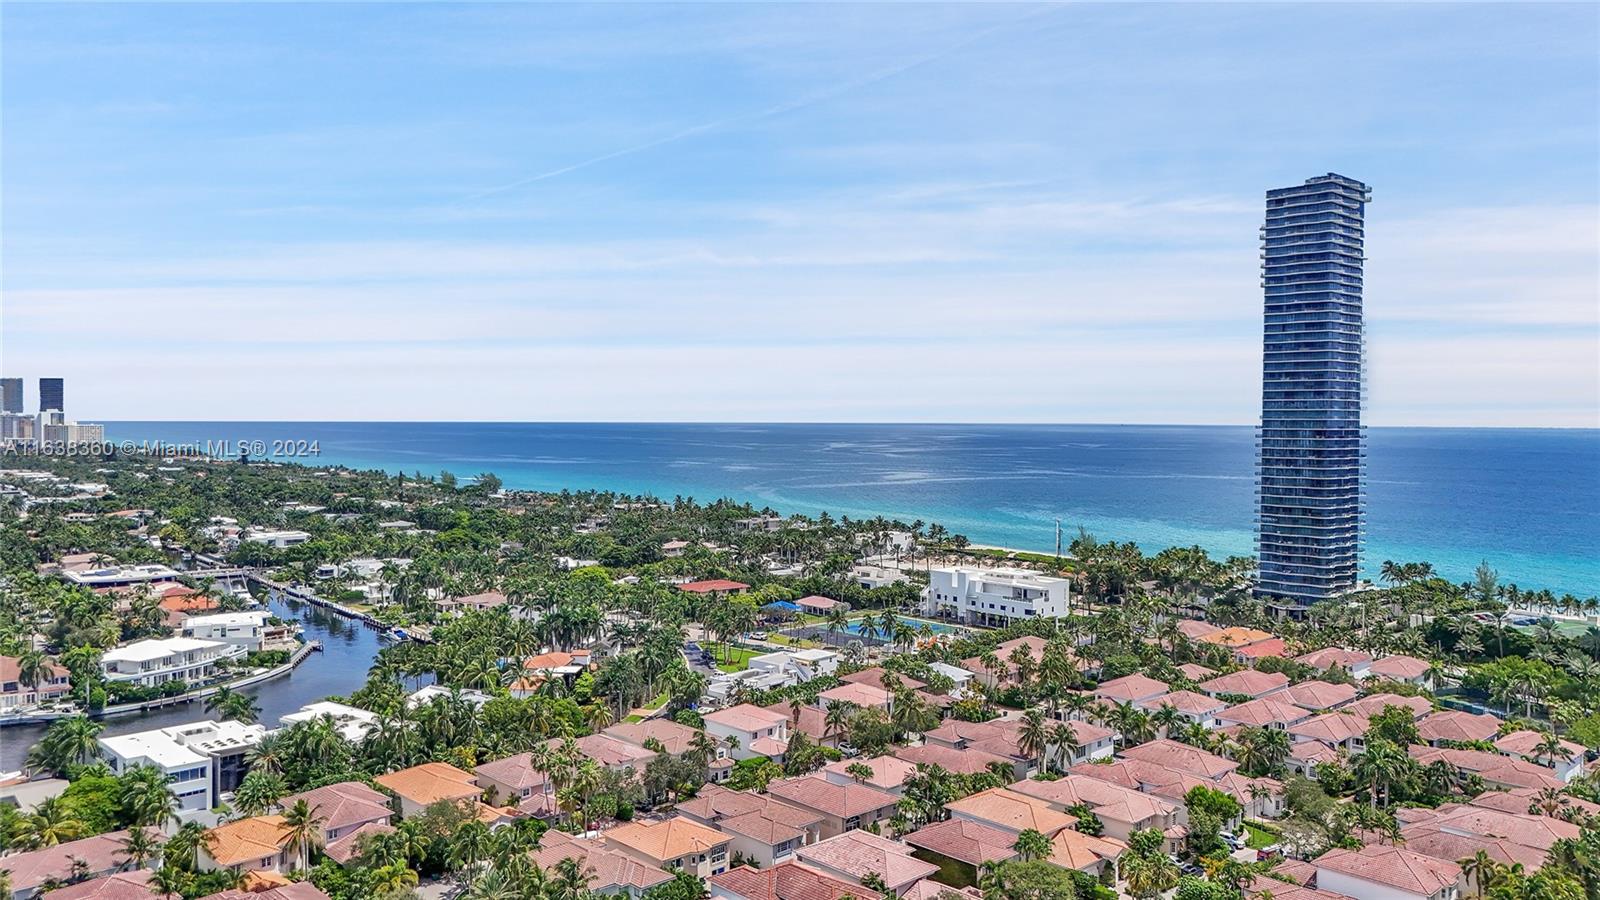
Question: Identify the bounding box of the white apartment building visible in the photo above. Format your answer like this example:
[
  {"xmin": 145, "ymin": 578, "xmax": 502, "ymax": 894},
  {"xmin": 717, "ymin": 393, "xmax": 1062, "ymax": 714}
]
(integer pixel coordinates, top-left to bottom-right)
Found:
[
  {"xmin": 100, "ymin": 637, "xmax": 243, "ymax": 686},
  {"xmin": 180, "ymin": 611, "xmax": 270, "ymax": 653},
  {"xmin": 924, "ymin": 566, "xmax": 1070, "ymax": 627},
  {"xmin": 99, "ymin": 719, "xmax": 267, "ymax": 812},
  {"xmin": 244, "ymin": 529, "xmax": 311, "ymax": 548}
]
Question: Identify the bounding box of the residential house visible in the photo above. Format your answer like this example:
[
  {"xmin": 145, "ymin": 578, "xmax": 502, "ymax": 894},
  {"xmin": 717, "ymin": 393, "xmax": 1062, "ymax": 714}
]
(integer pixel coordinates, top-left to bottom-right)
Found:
[
  {"xmin": 821, "ymin": 755, "xmax": 917, "ymax": 795},
  {"xmin": 924, "ymin": 566, "xmax": 1070, "ymax": 628},
  {"xmin": 199, "ymin": 815, "xmax": 293, "ymax": 875},
  {"xmin": 279, "ymin": 782, "xmax": 392, "ymax": 843},
  {"xmin": 817, "ymin": 681, "xmax": 893, "ymax": 713},
  {"xmin": 1093, "ymin": 673, "xmax": 1170, "ymax": 705},
  {"xmin": 796, "ymin": 596, "xmax": 845, "ymax": 615},
  {"xmin": 374, "ymin": 761, "xmax": 484, "ymax": 818},
  {"xmin": 475, "ymin": 753, "xmax": 556, "ymax": 818},
  {"xmin": 604, "ymin": 817, "xmax": 733, "ymax": 878},
  {"xmin": 1345, "ymin": 693, "xmax": 1433, "ymax": 722},
  {"xmin": 704, "ymin": 704, "xmax": 791, "ymax": 761},
  {"xmin": 1493, "ymin": 730, "xmax": 1587, "ymax": 782},
  {"xmin": 793, "ymin": 830, "xmax": 938, "ymax": 896},
  {"xmin": 278, "ymin": 701, "xmax": 379, "ymax": 743},
  {"xmin": 673, "ymin": 784, "xmax": 823, "ymax": 868},
  {"xmin": 1215, "ymin": 697, "xmax": 1312, "ymax": 731},
  {"xmin": 1279, "ymin": 680, "xmax": 1360, "ymax": 712},
  {"xmin": 676, "ymin": 580, "xmax": 750, "ymax": 597},
  {"xmin": 902, "ymin": 818, "xmax": 1018, "ymax": 886},
  {"xmin": 100, "ymin": 720, "xmax": 266, "ymax": 812},
  {"xmin": 764, "ymin": 775, "xmax": 898, "ymax": 839},
  {"xmin": 532, "ymin": 830, "xmax": 673, "ymax": 897},
  {"xmin": 0, "ymin": 654, "xmax": 71, "ymax": 711},
  {"xmin": 943, "ymin": 787, "xmax": 1075, "ymax": 838},
  {"xmin": 1409, "ymin": 747, "xmax": 1566, "ymax": 791},
  {"xmin": 1314, "ymin": 845, "xmax": 1461, "ymax": 900},
  {"xmin": 892, "ymin": 743, "xmax": 1018, "ymax": 778},
  {"xmin": 1417, "ymin": 710, "xmax": 1502, "ymax": 746},
  {"xmin": 1007, "ymin": 776, "xmax": 1186, "ymax": 849},
  {"xmin": 179, "ymin": 612, "xmax": 269, "ymax": 654},
  {"xmin": 1367, "ymin": 655, "xmax": 1434, "ymax": 690},
  {"xmin": 1296, "ymin": 648, "xmax": 1373, "ymax": 678},
  {"xmin": 747, "ymin": 649, "xmax": 839, "ymax": 686},
  {"xmin": 99, "ymin": 637, "xmax": 243, "ymax": 687},
  {"xmin": 1198, "ymin": 670, "xmax": 1290, "ymax": 700},
  {"xmin": 710, "ymin": 860, "xmax": 882, "ymax": 900},
  {"xmin": 1288, "ymin": 712, "xmax": 1371, "ymax": 753},
  {"xmin": 0, "ymin": 831, "xmax": 157, "ymax": 900},
  {"xmin": 1139, "ymin": 690, "xmax": 1226, "ymax": 730}
]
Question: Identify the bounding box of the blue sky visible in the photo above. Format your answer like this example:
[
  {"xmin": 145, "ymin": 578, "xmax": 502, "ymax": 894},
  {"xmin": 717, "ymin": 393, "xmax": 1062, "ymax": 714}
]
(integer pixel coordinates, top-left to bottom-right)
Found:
[{"xmin": 3, "ymin": 2, "xmax": 1597, "ymax": 425}]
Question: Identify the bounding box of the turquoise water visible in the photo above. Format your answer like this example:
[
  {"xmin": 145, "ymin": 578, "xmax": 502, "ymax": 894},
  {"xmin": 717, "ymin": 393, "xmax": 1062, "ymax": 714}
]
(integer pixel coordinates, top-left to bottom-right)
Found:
[
  {"xmin": 105, "ymin": 422, "xmax": 1599, "ymax": 596},
  {"xmin": 845, "ymin": 619, "xmax": 962, "ymax": 637}
]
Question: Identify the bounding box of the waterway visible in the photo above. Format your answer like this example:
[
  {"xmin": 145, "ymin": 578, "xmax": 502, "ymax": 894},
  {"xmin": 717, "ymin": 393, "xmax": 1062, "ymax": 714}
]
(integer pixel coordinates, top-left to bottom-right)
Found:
[{"xmin": 0, "ymin": 597, "xmax": 385, "ymax": 772}]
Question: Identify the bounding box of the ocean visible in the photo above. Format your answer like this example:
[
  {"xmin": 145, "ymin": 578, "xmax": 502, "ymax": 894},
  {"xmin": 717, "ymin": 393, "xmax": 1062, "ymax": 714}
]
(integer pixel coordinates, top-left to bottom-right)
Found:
[{"xmin": 104, "ymin": 422, "xmax": 1599, "ymax": 596}]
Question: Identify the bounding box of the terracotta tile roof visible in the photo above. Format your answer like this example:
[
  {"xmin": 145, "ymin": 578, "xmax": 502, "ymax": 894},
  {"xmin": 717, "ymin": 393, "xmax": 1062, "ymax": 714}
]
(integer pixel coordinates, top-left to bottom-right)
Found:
[
  {"xmin": 1048, "ymin": 828, "xmax": 1127, "ymax": 871},
  {"xmin": 1296, "ymin": 647, "xmax": 1374, "ymax": 672},
  {"xmin": 892, "ymin": 743, "xmax": 1017, "ymax": 775},
  {"xmin": 1279, "ymin": 680, "xmax": 1360, "ymax": 711},
  {"xmin": 923, "ymin": 718, "xmax": 1025, "ymax": 758},
  {"xmin": 1345, "ymin": 693, "xmax": 1433, "ymax": 721},
  {"xmin": 374, "ymin": 761, "xmax": 481, "ymax": 806},
  {"xmin": 199, "ymin": 885, "xmax": 331, "ymax": 900},
  {"xmin": 1093, "ymin": 673, "xmax": 1170, "ymax": 703},
  {"xmin": 1199, "ymin": 670, "xmax": 1289, "ymax": 698},
  {"xmin": 822, "ymin": 755, "xmax": 918, "ymax": 791},
  {"xmin": 794, "ymin": 830, "xmax": 938, "ymax": 889},
  {"xmin": 797, "ymin": 595, "xmax": 841, "ymax": 610},
  {"xmin": 1176, "ymin": 663, "xmax": 1217, "ymax": 680},
  {"xmin": 1243, "ymin": 878, "xmax": 1354, "ymax": 900},
  {"xmin": 767, "ymin": 775, "xmax": 898, "ymax": 819},
  {"xmin": 531, "ymin": 831, "xmax": 673, "ymax": 893},
  {"xmin": 903, "ymin": 818, "xmax": 1020, "ymax": 865},
  {"xmin": 1236, "ymin": 638, "xmax": 1289, "ymax": 660},
  {"xmin": 475, "ymin": 752, "xmax": 550, "ymax": 792},
  {"xmin": 1493, "ymin": 729, "xmax": 1584, "ymax": 759},
  {"xmin": 204, "ymin": 814, "xmax": 291, "ymax": 867},
  {"xmin": 1217, "ymin": 697, "xmax": 1310, "ymax": 728},
  {"xmin": 0, "ymin": 830, "xmax": 157, "ymax": 893},
  {"xmin": 766, "ymin": 701, "xmax": 829, "ymax": 743},
  {"xmin": 706, "ymin": 703, "xmax": 791, "ymax": 733},
  {"xmin": 1197, "ymin": 627, "xmax": 1276, "ymax": 648},
  {"xmin": 547, "ymin": 733, "xmax": 657, "ymax": 769},
  {"xmin": 901, "ymin": 879, "xmax": 983, "ymax": 900},
  {"xmin": 1314, "ymin": 845, "xmax": 1461, "ymax": 894},
  {"xmin": 603, "ymin": 816, "xmax": 731, "ymax": 863},
  {"xmin": 675, "ymin": 785, "xmax": 823, "ymax": 835},
  {"xmin": 0, "ymin": 654, "xmax": 70, "ymax": 685},
  {"xmin": 1141, "ymin": 689, "xmax": 1225, "ymax": 716},
  {"xmin": 1288, "ymin": 740, "xmax": 1343, "ymax": 767},
  {"xmin": 945, "ymin": 787, "xmax": 1076, "ymax": 834},
  {"xmin": 818, "ymin": 682, "xmax": 894, "ymax": 708},
  {"xmin": 32, "ymin": 872, "xmax": 157, "ymax": 900},
  {"xmin": 710, "ymin": 861, "xmax": 884, "ymax": 900},
  {"xmin": 1266, "ymin": 859, "xmax": 1319, "ymax": 885},
  {"xmin": 1007, "ymin": 775, "xmax": 1178, "ymax": 826},
  {"xmin": 280, "ymin": 781, "xmax": 391, "ymax": 835},
  {"xmin": 1399, "ymin": 827, "xmax": 1549, "ymax": 873},
  {"xmin": 1410, "ymin": 746, "xmax": 1565, "ymax": 790},
  {"xmin": 1395, "ymin": 803, "xmax": 1581, "ymax": 851},
  {"xmin": 1417, "ymin": 710, "xmax": 1503, "ymax": 744},
  {"xmin": 323, "ymin": 822, "xmax": 393, "ymax": 864},
  {"xmin": 1368, "ymin": 654, "xmax": 1431, "ymax": 679},
  {"xmin": 1119, "ymin": 739, "xmax": 1239, "ymax": 779},
  {"xmin": 677, "ymin": 579, "xmax": 750, "ymax": 593},
  {"xmin": 604, "ymin": 718, "xmax": 705, "ymax": 756},
  {"xmin": 1288, "ymin": 712, "xmax": 1370, "ymax": 744},
  {"xmin": 1176, "ymin": 620, "xmax": 1221, "ymax": 640},
  {"xmin": 841, "ymin": 667, "xmax": 926, "ymax": 692}
]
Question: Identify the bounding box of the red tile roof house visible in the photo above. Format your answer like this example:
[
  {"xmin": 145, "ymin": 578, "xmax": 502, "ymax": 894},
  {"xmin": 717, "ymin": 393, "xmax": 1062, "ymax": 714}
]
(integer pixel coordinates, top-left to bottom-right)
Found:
[
  {"xmin": 817, "ymin": 681, "xmax": 894, "ymax": 713},
  {"xmin": 1345, "ymin": 692, "xmax": 1434, "ymax": 722},
  {"xmin": 604, "ymin": 816, "xmax": 735, "ymax": 879},
  {"xmin": 1409, "ymin": 746, "xmax": 1567, "ymax": 792},
  {"xmin": 1215, "ymin": 697, "xmax": 1313, "ymax": 731},
  {"xmin": 674, "ymin": 784, "xmax": 825, "ymax": 868},
  {"xmin": 1416, "ymin": 710, "xmax": 1503, "ymax": 746},
  {"xmin": 821, "ymin": 754, "xmax": 918, "ymax": 795},
  {"xmin": 433, "ymin": 590, "xmax": 508, "ymax": 617},
  {"xmin": 0, "ymin": 654, "xmax": 72, "ymax": 712},
  {"xmin": 796, "ymin": 595, "xmax": 845, "ymax": 614},
  {"xmin": 1092, "ymin": 673, "xmax": 1170, "ymax": 705},
  {"xmin": 892, "ymin": 742, "xmax": 1018, "ymax": 778},
  {"xmin": 705, "ymin": 704, "xmax": 792, "ymax": 762},
  {"xmin": 920, "ymin": 719, "xmax": 1031, "ymax": 779},
  {"xmin": 1233, "ymin": 637, "xmax": 1290, "ymax": 664},
  {"xmin": 1198, "ymin": 670, "xmax": 1290, "ymax": 700},
  {"xmin": 1176, "ymin": 663, "xmax": 1217, "ymax": 681},
  {"xmin": 31, "ymin": 871, "xmax": 158, "ymax": 900},
  {"xmin": 792, "ymin": 830, "xmax": 938, "ymax": 896},
  {"xmin": 1493, "ymin": 730, "xmax": 1588, "ymax": 783},
  {"xmin": 547, "ymin": 733, "xmax": 657, "ymax": 773},
  {"xmin": 1138, "ymin": 689, "xmax": 1227, "ymax": 730},
  {"xmin": 1278, "ymin": 680, "xmax": 1360, "ymax": 712},
  {"xmin": 1314, "ymin": 845, "xmax": 1463, "ymax": 900},
  {"xmin": 764, "ymin": 774, "xmax": 899, "ymax": 839},
  {"xmin": 476, "ymin": 752, "xmax": 557, "ymax": 816},
  {"xmin": 1, "ymin": 830, "xmax": 159, "ymax": 900},
  {"xmin": 1366, "ymin": 654, "xmax": 1435, "ymax": 690},
  {"xmin": 1295, "ymin": 647, "xmax": 1374, "ymax": 678},
  {"xmin": 959, "ymin": 636, "xmax": 1048, "ymax": 689},
  {"xmin": 1287, "ymin": 712, "xmax": 1371, "ymax": 754},
  {"xmin": 764, "ymin": 700, "xmax": 833, "ymax": 754},
  {"xmin": 710, "ymin": 860, "xmax": 883, "ymax": 900},
  {"xmin": 532, "ymin": 829, "xmax": 674, "ymax": 898},
  {"xmin": 279, "ymin": 781, "xmax": 393, "ymax": 843},
  {"xmin": 1006, "ymin": 776, "xmax": 1186, "ymax": 852},
  {"xmin": 1399, "ymin": 803, "xmax": 1584, "ymax": 854},
  {"xmin": 676, "ymin": 579, "xmax": 751, "ymax": 597},
  {"xmin": 902, "ymin": 817, "xmax": 1019, "ymax": 886}
]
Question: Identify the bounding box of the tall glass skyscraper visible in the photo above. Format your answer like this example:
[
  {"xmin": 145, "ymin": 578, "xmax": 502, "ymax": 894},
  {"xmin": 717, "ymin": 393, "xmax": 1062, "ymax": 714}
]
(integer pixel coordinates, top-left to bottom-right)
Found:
[
  {"xmin": 39, "ymin": 377, "xmax": 64, "ymax": 413},
  {"xmin": 1256, "ymin": 173, "xmax": 1369, "ymax": 607}
]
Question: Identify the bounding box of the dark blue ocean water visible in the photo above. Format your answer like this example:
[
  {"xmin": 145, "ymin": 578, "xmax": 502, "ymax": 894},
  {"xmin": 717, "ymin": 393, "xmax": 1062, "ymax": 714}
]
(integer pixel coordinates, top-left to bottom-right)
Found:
[{"xmin": 106, "ymin": 423, "xmax": 1599, "ymax": 596}]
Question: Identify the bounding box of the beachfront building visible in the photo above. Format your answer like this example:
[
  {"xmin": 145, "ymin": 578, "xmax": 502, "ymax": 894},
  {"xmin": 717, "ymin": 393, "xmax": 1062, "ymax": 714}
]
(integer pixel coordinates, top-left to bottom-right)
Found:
[
  {"xmin": 99, "ymin": 636, "xmax": 243, "ymax": 686},
  {"xmin": 99, "ymin": 719, "xmax": 267, "ymax": 812},
  {"xmin": 924, "ymin": 566, "xmax": 1070, "ymax": 627},
  {"xmin": 1255, "ymin": 173, "xmax": 1371, "ymax": 609}
]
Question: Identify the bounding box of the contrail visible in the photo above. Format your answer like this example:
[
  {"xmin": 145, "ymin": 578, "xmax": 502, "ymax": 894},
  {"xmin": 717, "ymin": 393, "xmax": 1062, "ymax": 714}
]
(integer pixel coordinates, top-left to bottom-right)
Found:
[{"xmin": 461, "ymin": 5, "xmax": 1061, "ymax": 201}]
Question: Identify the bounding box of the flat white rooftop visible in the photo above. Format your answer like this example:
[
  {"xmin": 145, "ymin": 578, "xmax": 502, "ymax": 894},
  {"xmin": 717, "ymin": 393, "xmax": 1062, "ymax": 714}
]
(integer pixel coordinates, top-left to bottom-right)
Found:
[{"xmin": 103, "ymin": 637, "xmax": 229, "ymax": 663}]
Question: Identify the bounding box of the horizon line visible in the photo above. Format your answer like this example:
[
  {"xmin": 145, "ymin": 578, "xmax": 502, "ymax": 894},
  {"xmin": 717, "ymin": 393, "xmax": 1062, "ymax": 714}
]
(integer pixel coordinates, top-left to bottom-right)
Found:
[{"xmin": 96, "ymin": 418, "xmax": 1600, "ymax": 431}]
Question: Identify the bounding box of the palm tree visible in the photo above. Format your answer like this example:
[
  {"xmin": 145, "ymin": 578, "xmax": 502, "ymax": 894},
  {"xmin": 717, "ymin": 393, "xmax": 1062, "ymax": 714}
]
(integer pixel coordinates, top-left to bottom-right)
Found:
[
  {"xmin": 1459, "ymin": 849, "xmax": 1499, "ymax": 897},
  {"xmin": 1049, "ymin": 722, "xmax": 1081, "ymax": 772},
  {"xmin": 121, "ymin": 767, "xmax": 179, "ymax": 829},
  {"xmin": 1012, "ymin": 828, "xmax": 1051, "ymax": 862},
  {"xmin": 118, "ymin": 827, "xmax": 162, "ymax": 870},
  {"xmin": 149, "ymin": 866, "xmax": 190, "ymax": 900},
  {"xmin": 278, "ymin": 798, "xmax": 325, "ymax": 871},
  {"xmin": 1018, "ymin": 709, "xmax": 1049, "ymax": 772},
  {"xmin": 18, "ymin": 795, "xmax": 85, "ymax": 848},
  {"xmin": 164, "ymin": 821, "xmax": 207, "ymax": 872}
]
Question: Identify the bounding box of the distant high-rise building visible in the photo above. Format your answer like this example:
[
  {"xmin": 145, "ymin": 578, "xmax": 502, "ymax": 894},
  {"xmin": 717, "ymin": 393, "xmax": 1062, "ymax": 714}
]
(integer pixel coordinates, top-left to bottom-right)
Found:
[
  {"xmin": 0, "ymin": 378, "xmax": 21, "ymax": 414},
  {"xmin": 38, "ymin": 377, "xmax": 64, "ymax": 413},
  {"xmin": 1255, "ymin": 173, "xmax": 1370, "ymax": 607}
]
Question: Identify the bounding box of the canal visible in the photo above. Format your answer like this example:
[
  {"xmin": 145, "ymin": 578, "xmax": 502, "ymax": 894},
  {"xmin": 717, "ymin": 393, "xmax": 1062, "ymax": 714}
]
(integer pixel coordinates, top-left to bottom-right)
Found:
[{"xmin": 0, "ymin": 596, "xmax": 386, "ymax": 772}]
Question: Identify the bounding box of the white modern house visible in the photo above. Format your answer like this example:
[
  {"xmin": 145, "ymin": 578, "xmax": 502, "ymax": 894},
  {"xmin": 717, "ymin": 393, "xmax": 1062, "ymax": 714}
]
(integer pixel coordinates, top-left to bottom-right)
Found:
[
  {"xmin": 244, "ymin": 528, "xmax": 311, "ymax": 548},
  {"xmin": 99, "ymin": 719, "xmax": 267, "ymax": 813},
  {"xmin": 924, "ymin": 566, "xmax": 1070, "ymax": 627},
  {"xmin": 747, "ymin": 648, "xmax": 839, "ymax": 685},
  {"xmin": 100, "ymin": 637, "xmax": 243, "ymax": 687},
  {"xmin": 61, "ymin": 563, "xmax": 182, "ymax": 589},
  {"xmin": 279, "ymin": 700, "xmax": 380, "ymax": 742},
  {"xmin": 180, "ymin": 611, "xmax": 270, "ymax": 653}
]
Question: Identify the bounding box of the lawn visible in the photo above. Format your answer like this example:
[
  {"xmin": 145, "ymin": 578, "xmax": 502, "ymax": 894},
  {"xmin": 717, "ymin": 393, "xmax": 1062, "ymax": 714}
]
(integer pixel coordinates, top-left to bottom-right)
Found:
[
  {"xmin": 703, "ymin": 642, "xmax": 761, "ymax": 672},
  {"xmin": 1243, "ymin": 821, "xmax": 1279, "ymax": 850}
]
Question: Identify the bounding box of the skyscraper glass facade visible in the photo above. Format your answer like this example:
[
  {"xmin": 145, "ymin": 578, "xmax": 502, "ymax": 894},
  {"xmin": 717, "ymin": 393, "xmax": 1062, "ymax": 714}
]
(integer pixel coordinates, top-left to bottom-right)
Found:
[
  {"xmin": 1256, "ymin": 173, "xmax": 1369, "ymax": 607},
  {"xmin": 0, "ymin": 378, "xmax": 20, "ymax": 414},
  {"xmin": 39, "ymin": 377, "xmax": 64, "ymax": 413}
]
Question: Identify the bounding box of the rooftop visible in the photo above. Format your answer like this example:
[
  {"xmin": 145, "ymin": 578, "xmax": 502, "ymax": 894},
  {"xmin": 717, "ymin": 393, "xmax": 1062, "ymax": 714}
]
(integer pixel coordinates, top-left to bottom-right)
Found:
[
  {"xmin": 766, "ymin": 774, "xmax": 898, "ymax": 819},
  {"xmin": 1314, "ymin": 844, "xmax": 1461, "ymax": 894},
  {"xmin": 794, "ymin": 829, "xmax": 938, "ymax": 889},
  {"xmin": 603, "ymin": 816, "xmax": 730, "ymax": 862}
]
